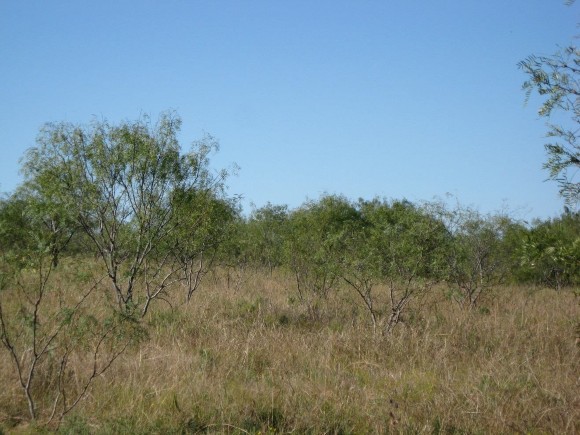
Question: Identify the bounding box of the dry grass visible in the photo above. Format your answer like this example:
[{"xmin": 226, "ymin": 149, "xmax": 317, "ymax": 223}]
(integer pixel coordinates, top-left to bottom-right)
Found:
[{"xmin": 0, "ymin": 260, "xmax": 578, "ymax": 434}]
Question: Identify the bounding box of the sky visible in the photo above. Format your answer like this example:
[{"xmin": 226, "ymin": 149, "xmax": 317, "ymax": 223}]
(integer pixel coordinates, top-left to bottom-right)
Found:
[{"xmin": 0, "ymin": 1, "xmax": 578, "ymax": 220}]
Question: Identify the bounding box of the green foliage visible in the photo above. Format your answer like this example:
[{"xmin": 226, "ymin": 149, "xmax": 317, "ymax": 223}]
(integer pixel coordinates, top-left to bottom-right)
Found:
[
  {"xmin": 247, "ymin": 203, "xmax": 289, "ymax": 272},
  {"xmin": 285, "ymin": 195, "xmax": 361, "ymax": 312},
  {"xmin": 520, "ymin": 42, "xmax": 579, "ymax": 205},
  {"xmin": 0, "ymin": 111, "xmax": 231, "ymax": 425},
  {"xmin": 358, "ymin": 199, "xmax": 450, "ymax": 282},
  {"xmin": 0, "ymin": 190, "xmax": 75, "ymax": 269},
  {"xmin": 346, "ymin": 199, "xmax": 450, "ymax": 333},
  {"xmin": 518, "ymin": 211, "xmax": 580, "ymax": 289},
  {"xmin": 170, "ymin": 188, "xmax": 239, "ymax": 301},
  {"xmin": 216, "ymin": 203, "xmax": 289, "ymax": 279},
  {"xmin": 0, "ymin": 195, "xmax": 33, "ymax": 256},
  {"xmin": 443, "ymin": 206, "xmax": 514, "ymax": 308},
  {"xmin": 281, "ymin": 195, "xmax": 451, "ymax": 332},
  {"xmin": 20, "ymin": 111, "xmax": 235, "ymax": 313}
]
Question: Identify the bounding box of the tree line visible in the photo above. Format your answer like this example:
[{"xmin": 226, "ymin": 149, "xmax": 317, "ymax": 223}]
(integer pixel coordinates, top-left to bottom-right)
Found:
[{"xmin": 0, "ymin": 113, "xmax": 577, "ymax": 322}]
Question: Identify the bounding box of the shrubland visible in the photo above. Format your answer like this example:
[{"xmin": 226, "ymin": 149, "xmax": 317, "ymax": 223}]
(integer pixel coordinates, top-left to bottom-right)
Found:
[
  {"xmin": 0, "ymin": 112, "xmax": 578, "ymax": 433},
  {"xmin": 0, "ymin": 262, "xmax": 578, "ymax": 434}
]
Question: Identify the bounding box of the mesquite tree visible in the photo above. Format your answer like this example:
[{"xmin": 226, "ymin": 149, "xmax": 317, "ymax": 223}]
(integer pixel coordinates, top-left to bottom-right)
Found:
[
  {"xmin": 0, "ymin": 194, "xmax": 144, "ymax": 425},
  {"xmin": 285, "ymin": 195, "xmax": 361, "ymax": 319},
  {"xmin": 246, "ymin": 203, "xmax": 289, "ymax": 274},
  {"xmin": 21, "ymin": 112, "xmax": 234, "ymax": 315},
  {"xmin": 342, "ymin": 199, "xmax": 449, "ymax": 334},
  {"xmin": 518, "ymin": 211, "xmax": 580, "ymax": 290},
  {"xmin": 439, "ymin": 205, "xmax": 513, "ymax": 309},
  {"xmin": 519, "ymin": 0, "xmax": 579, "ymax": 207}
]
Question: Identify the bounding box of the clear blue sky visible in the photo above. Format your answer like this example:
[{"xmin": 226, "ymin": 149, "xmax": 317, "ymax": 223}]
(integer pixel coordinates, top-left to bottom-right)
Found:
[{"xmin": 1, "ymin": 1, "xmax": 578, "ymax": 219}]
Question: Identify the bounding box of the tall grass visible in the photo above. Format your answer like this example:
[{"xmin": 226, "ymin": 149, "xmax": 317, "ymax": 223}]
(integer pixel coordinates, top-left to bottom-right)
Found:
[{"xmin": 1, "ymin": 261, "xmax": 578, "ymax": 433}]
